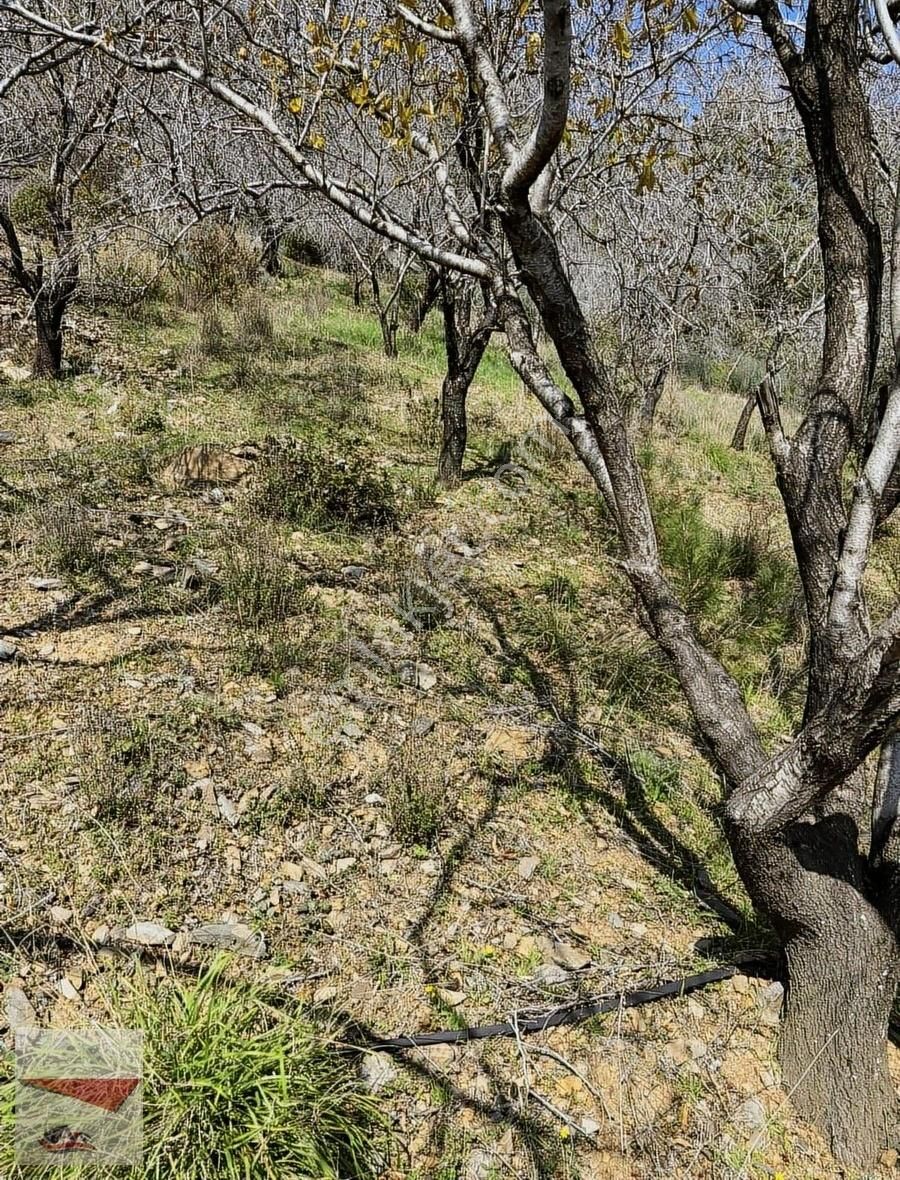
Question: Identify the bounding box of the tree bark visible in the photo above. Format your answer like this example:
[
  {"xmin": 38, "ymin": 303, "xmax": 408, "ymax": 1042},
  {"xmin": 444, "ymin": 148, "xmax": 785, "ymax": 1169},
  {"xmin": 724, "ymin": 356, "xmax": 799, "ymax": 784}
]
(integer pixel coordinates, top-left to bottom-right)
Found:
[
  {"xmin": 437, "ymin": 278, "xmax": 492, "ymax": 487},
  {"xmin": 439, "ymin": 371, "xmax": 469, "ymax": 487},
  {"xmin": 730, "ymin": 813, "xmax": 899, "ymax": 1165},
  {"xmin": 730, "ymin": 392, "xmax": 756, "ymax": 450},
  {"xmin": 638, "ymin": 362, "xmax": 670, "ymax": 437},
  {"xmin": 32, "ymin": 297, "xmax": 64, "ymax": 378}
]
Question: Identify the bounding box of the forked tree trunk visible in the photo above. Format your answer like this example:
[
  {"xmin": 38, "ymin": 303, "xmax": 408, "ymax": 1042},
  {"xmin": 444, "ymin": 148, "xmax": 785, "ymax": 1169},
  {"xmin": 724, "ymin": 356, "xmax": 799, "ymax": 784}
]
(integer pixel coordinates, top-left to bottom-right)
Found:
[
  {"xmin": 730, "ymin": 392, "xmax": 756, "ymax": 450},
  {"xmin": 638, "ymin": 362, "xmax": 670, "ymax": 436},
  {"xmin": 33, "ymin": 297, "xmax": 65, "ymax": 378}
]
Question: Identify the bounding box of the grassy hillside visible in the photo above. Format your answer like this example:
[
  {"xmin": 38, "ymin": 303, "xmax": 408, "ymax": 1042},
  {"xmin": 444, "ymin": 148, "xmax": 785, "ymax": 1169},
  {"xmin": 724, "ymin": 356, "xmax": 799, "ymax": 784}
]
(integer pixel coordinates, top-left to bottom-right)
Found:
[{"xmin": 1, "ymin": 268, "xmax": 898, "ymax": 1179}]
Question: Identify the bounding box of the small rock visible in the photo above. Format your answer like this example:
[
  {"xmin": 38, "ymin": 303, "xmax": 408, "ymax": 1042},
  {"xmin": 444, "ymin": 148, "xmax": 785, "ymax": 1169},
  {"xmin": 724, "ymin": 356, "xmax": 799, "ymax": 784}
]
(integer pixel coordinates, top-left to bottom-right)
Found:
[
  {"xmin": 341, "ymin": 720, "xmax": 363, "ymax": 740},
  {"xmin": 0, "ymin": 359, "xmax": 30, "ymax": 382},
  {"xmin": 49, "ymin": 906, "xmax": 73, "ymax": 924},
  {"xmin": 399, "ymin": 661, "xmax": 437, "ymax": 691},
  {"xmin": 580, "ymin": 1116, "xmax": 601, "ymax": 1137},
  {"xmin": 0, "ymin": 639, "xmax": 17, "ymax": 661},
  {"xmin": 531, "ymin": 964, "xmax": 570, "ymax": 985},
  {"xmin": 341, "ymin": 565, "xmax": 367, "ymax": 583},
  {"xmin": 464, "ymin": 1148, "xmax": 495, "ymax": 1180},
  {"xmin": 410, "ymin": 717, "xmax": 436, "ymax": 737},
  {"xmin": 118, "ymin": 922, "xmax": 175, "ymax": 947},
  {"xmin": 313, "ymin": 985, "xmax": 339, "ymax": 1004},
  {"xmin": 537, "ymin": 936, "xmax": 590, "ymax": 971},
  {"xmin": 332, "ymin": 857, "xmax": 357, "ymax": 875},
  {"xmin": 733, "ymin": 1097, "xmax": 767, "ymax": 1131},
  {"xmin": 5, "ymin": 984, "xmax": 37, "ymax": 1031},
  {"xmin": 27, "ymin": 577, "xmax": 62, "ymax": 591},
  {"xmin": 607, "ymin": 911, "xmax": 624, "ymax": 929},
  {"xmin": 364, "ymin": 792, "xmax": 384, "ymax": 805},
  {"xmin": 517, "ymin": 856, "xmax": 539, "ymax": 881},
  {"xmin": 216, "ymin": 793, "xmax": 239, "ymax": 826},
  {"xmin": 434, "ymin": 987, "xmax": 467, "ymax": 1007},
  {"xmin": 629, "ymin": 922, "xmax": 647, "ymax": 938},
  {"xmin": 57, "ymin": 977, "xmax": 81, "ymax": 1002},
  {"xmin": 184, "ymin": 759, "xmax": 211, "ymax": 780},
  {"xmin": 91, "ymin": 924, "xmax": 110, "ymax": 946},
  {"xmin": 359, "ymin": 1052, "xmax": 398, "ymax": 1093},
  {"xmin": 880, "ymin": 1149, "xmax": 899, "ymax": 1170},
  {"xmin": 185, "ymin": 923, "xmax": 266, "ymax": 958}
]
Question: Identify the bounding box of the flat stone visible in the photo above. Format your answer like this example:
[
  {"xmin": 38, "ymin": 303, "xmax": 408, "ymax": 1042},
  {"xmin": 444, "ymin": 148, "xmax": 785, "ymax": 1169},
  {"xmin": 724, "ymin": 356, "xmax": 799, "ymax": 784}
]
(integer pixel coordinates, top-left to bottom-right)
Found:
[
  {"xmin": 0, "ymin": 640, "xmax": 17, "ymax": 661},
  {"xmin": 537, "ymin": 935, "xmax": 590, "ymax": 971},
  {"xmin": 185, "ymin": 923, "xmax": 266, "ymax": 958},
  {"xmin": 117, "ymin": 922, "xmax": 175, "ymax": 947},
  {"xmin": 27, "ymin": 577, "xmax": 62, "ymax": 591},
  {"xmin": 5, "ymin": 984, "xmax": 37, "ymax": 1031},
  {"xmin": 359, "ymin": 1052, "xmax": 398, "ymax": 1093},
  {"xmin": 517, "ymin": 856, "xmax": 539, "ymax": 881}
]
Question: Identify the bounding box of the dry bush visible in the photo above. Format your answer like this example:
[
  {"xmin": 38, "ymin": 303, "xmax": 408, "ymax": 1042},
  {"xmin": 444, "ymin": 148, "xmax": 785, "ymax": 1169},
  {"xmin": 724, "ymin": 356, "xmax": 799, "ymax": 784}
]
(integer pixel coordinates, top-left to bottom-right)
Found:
[
  {"xmin": 404, "ymin": 385, "xmax": 440, "ymax": 450},
  {"xmin": 72, "ymin": 706, "xmax": 160, "ymax": 823},
  {"xmin": 82, "ymin": 236, "xmax": 165, "ymax": 308},
  {"xmin": 32, "ymin": 501, "xmax": 104, "ymax": 576},
  {"xmin": 174, "ymin": 221, "xmax": 259, "ymax": 308},
  {"xmin": 234, "ymin": 291, "xmax": 275, "ymax": 346},
  {"xmin": 382, "ymin": 734, "xmax": 451, "ymax": 847}
]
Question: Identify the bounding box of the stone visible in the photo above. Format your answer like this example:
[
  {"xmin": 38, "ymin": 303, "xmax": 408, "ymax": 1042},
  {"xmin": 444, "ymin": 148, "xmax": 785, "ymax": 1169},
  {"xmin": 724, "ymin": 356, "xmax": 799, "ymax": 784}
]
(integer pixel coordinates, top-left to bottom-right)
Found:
[
  {"xmin": 484, "ymin": 727, "xmax": 533, "ymax": 762},
  {"xmin": 91, "ymin": 924, "xmax": 110, "ymax": 945},
  {"xmin": 607, "ymin": 912, "xmax": 624, "ymax": 929},
  {"xmin": 399, "ymin": 661, "xmax": 437, "ymax": 691},
  {"xmin": 0, "ymin": 639, "xmax": 17, "ymax": 661},
  {"xmin": 536, "ymin": 936, "xmax": 591, "ymax": 971},
  {"xmin": 0, "ymin": 359, "xmax": 30, "ymax": 382},
  {"xmin": 341, "ymin": 565, "xmax": 368, "ymax": 583},
  {"xmin": 410, "ymin": 717, "xmax": 436, "ymax": 737},
  {"xmin": 27, "ymin": 577, "xmax": 62, "ymax": 591},
  {"xmin": 158, "ymin": 445, "xmax": 254, "ymax": 491},
  {"xmin": 185, "ymin": 923, "xmax": 266, "ymax": 958},
  {"xmin": 517, "ymin": 856, "xmax": 539, "ymax": 881},
  {"xmin": 57, "ymin": 977, "xmax": 81, "ymax": 1003},
  {"xmin": 313, "ymin": 985, "xmax": 339, "ymax": 1004},
  {"xmin": 341, "ymin": 720, "xmax": 363, "ymax": 739},
  {"xmin": 5, "ymin": 984, "xmax": 37, "ymax": 1031},
  {"xmin": 118, "ymin": 922, "xmax": 175, "ymax": 947},
  {"xmin": 435, "ymin": 987, "xmax": 467, "ymax": 1007},
  {"xmin": 531, "ymin": 964, "xmax": 569, "ymax": 986},
  {"xmin": 465, "ymin": 1148, "xmax": 495, "ymax": 1180},
  {"xmin": 359, "ymin": 1052, "xmax": 398, "ymax": 1093},
  {"xmin": 216, "ymin": 792, "xmax": 239, "ymax": 826},
  {"xmin": 49, "ymin": 906, "xmax": 73, "ymax": 924}
]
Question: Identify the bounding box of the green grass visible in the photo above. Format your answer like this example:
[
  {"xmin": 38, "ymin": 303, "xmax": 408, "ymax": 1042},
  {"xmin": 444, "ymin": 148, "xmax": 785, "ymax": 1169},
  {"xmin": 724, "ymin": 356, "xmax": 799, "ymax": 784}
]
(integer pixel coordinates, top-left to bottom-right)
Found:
[{"xmin": 0, "ymin": 959, "xmax": 388, "ymax": 1180}]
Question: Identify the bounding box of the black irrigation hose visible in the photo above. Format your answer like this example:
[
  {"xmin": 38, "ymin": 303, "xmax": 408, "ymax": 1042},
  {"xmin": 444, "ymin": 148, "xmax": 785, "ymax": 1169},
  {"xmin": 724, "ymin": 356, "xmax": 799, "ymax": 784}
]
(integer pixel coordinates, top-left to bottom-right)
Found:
[{"xmin": 368, "ymin": 965, "xmax": 740, "ymax": 1052}]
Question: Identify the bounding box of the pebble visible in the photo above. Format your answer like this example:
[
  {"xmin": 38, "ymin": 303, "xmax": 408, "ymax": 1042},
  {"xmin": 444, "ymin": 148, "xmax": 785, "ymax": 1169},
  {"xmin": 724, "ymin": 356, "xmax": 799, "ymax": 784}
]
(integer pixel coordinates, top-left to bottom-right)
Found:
[
  {"xmin": 117, "ymin": 922, "xmax": 175, "ymax": 947},
  {"xmin": 49, "ymin": 906, "xmax": 73, "ymax": 924},
  {"xmin": 517, "ymin": 856, "xmax": 539, "ymax": 881},
  {"xmin": 0, "ymin": 639, "xmax": 17, "ymax": 661},
  {"xmin": 5, "ymin": 984, "xmax": 37, "ymax": 1031},
  {"xmin": 185, "ymin": 923, "xmax": 266, "ymax": 958},
  {"xmin": 359, "ymin": 1052, "xmax": 398, "ymax": 1093}
]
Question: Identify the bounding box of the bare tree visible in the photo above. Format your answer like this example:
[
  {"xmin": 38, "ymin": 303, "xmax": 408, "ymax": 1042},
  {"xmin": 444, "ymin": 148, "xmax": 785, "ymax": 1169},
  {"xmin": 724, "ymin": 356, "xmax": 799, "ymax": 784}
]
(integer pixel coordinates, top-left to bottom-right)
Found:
[{"xmin": 5, "ymin": 0, "xmax": 900, "ymax": 1162}]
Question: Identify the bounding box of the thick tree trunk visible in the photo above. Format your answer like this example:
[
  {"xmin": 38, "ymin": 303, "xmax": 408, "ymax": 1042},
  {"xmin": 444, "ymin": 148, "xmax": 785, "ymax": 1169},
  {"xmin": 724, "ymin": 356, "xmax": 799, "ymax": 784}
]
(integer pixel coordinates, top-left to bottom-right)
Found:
[
  {"xmin": 780, "ymin": 921, "xmax": 897, "ymax": 1164},
  {"xmin": 730, "ymin": 392, "xmax": 756, "ymax": 450},
  {"xmin": 379, "ymin": 314, "xmax": 398, "ymax": 358},
  {"xmin": 730, "ymin": 814, "xmax": 899, "ymax": 1166},
  {"xmin": 261, "ymin": 228, "xmax": 281, "ymax": 277},
  {"xmin": 32, "ymin": 298, "xmax": 64, "ymax": 378}
]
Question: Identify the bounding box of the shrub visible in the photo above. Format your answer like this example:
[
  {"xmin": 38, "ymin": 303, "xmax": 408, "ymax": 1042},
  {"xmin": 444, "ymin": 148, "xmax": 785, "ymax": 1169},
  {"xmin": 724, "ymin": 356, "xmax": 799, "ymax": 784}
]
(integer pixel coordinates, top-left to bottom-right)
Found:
[
  {"xmin": 84, "ymin": 239, "xmax": 165, "ymax": 308},
  {"xmin": 234, "ymin": 291, "xmax": 275, "ymax": 345},
  {"xmin": 198, "ymin": 309, "xmax": 228, "ymax": 358},
  {"xmin": 246, "ymin": 437, "xmax": 397, "ymax": 531},
  {"xmin": 174, "ymin": 221, "xmax": 259, "ymax": 307},
  {"xmin": 72, "ymin": 706, "xmax": 159, "ymax": 823},
  {"xmin": 33, "ymin": 501, "xmax": 104, "ymax": 576},
  {"xmin": 8, "ymin": 180, "xmax": 52, "ymax": 235},
  {"xmin": 281, "ymin": 228, "xmax": 326, "ymax": 266},
  {"xmin": 404, "ymin": 385, "xmax": 440, "ymax": 450},
  {"xmin": 383, "ymin": 735, "xmax": 450, "ymax": 846}
]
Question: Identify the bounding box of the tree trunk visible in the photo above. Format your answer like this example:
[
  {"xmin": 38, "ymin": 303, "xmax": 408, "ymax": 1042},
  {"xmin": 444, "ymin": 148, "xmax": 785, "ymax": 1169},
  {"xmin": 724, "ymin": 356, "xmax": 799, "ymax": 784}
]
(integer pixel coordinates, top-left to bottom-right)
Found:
[
  {"xmin": 730, "ymin": 815, "xmax": 899, "ymax": 1166},
  {"xmin": 730, "ymin": 392, "xmax": 756, "ymax": 450},
  {"xmin": 379, "ymin": 314, "xmax": 398, "ymax": 358},
  {"xmin": 439, "ymin": 371, "xmax": 469, "ymax": 488},
  {"xmin": 33, "ymin": 298, "xmax": 64, "ymax": 378},
  {"xmin": 638, "ymin": 363, "xmax": 670, "ymax": 437},
  {"xmin": 261, "ymin": 228, "xmax": 281, "ymax": 277},
  {"xmin": 780, "ymin": 921, "xmax": 897, "ymax": 1164}
]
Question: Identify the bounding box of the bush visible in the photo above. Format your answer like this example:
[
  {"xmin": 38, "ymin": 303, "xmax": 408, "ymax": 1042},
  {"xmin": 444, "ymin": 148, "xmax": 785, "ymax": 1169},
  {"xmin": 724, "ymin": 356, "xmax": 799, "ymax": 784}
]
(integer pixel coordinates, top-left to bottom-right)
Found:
[
  {"xmin": 83, "ymin": 239, "xmax": 165, "ymax": 308},
  {"xmin": 33, "ymin": 501, "xmax": 104, "ymax": 576},
  {"xmin": 8, "ymin": 180, "xmax": 52, "ymax": 235},
  {"xmin": 174, "ymin": 221, "xmax": 259, "ymax": 307},
  {"xmin": 246, "ymin": 437, "xmax": 397, "ymax": 531},
  {"xmin": 383, "ymin": 735, "xmax": 450, "ymax": 846},
  {"xmin": 198, "ymin": 309, "xmax": 228, "ymax": 358},
  {"xmin": 72, "ymin": 706, "xmax": 160, "ymax": 823},
  {"xmin": 281, "ymin": 228, "xmax": 326, "ymax": 266}
]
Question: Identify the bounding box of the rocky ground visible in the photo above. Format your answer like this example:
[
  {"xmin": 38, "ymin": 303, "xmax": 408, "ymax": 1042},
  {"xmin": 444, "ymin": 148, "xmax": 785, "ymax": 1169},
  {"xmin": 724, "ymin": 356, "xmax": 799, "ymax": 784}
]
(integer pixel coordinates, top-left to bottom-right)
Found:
[{"xmin": 1, "ymin": 271, "xmax": 899, "ymax": 1179}]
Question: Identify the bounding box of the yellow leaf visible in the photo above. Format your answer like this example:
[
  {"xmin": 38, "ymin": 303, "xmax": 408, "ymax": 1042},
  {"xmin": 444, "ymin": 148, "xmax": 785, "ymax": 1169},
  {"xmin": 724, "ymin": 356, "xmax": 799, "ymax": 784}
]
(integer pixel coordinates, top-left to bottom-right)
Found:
[
  {"xmin": 681, "ymin": 6, "xmax": 700, "ymax": 32},
  {"xmin": 307, "ymin": 131, "xmax": 326, "ymax": 150},
  {"xmin": 613, "ymin": 21, "xmax": 632, "ymax": 59},
  {"xmin": 288, "ymin": 95, "xmax": 303, "ymax": 114},
  {"xmin": 637, "ymin": 154, "xmax": 659, "ymax": 193}
]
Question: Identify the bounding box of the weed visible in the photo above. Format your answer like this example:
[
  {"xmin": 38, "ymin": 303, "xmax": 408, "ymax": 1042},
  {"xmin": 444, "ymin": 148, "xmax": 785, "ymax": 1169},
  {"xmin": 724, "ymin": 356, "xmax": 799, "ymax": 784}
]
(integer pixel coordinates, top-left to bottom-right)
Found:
[
  {"xmin": 383, "ymin": 735, "xmax": 451, "ymax": 847},
  {"xmin": 72, "ymin": 706, "xmax": 161, "ymax": 823},
  {"xmin": 405, "ymin": 385, "xmax": 440, "ymax": 449},
  {"xmin": 246, "ymin": 437, "xmax": 397, "ymax": 531},
  {"xmin": 121, "ymin": 958, "xmax": 387, "ymax": 1180},
  {"xmin": 32, "ymin": 501, "xmax": 104, "ymax": 576},
  {"xmin": 626, "ymin": 747, "xmax": 681, "ymax": 804},
  {"xmin": 234, "ymin": 291, "xmax": 275, "ymax": 345}
]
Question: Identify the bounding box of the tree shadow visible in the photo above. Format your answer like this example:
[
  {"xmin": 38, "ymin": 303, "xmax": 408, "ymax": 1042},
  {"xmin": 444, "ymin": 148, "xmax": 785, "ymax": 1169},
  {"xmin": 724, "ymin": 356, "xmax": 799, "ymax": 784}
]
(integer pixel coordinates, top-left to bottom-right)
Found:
[{"xmin": 468, "ymin": 585, "xmax": 750, "ymax": 938}]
